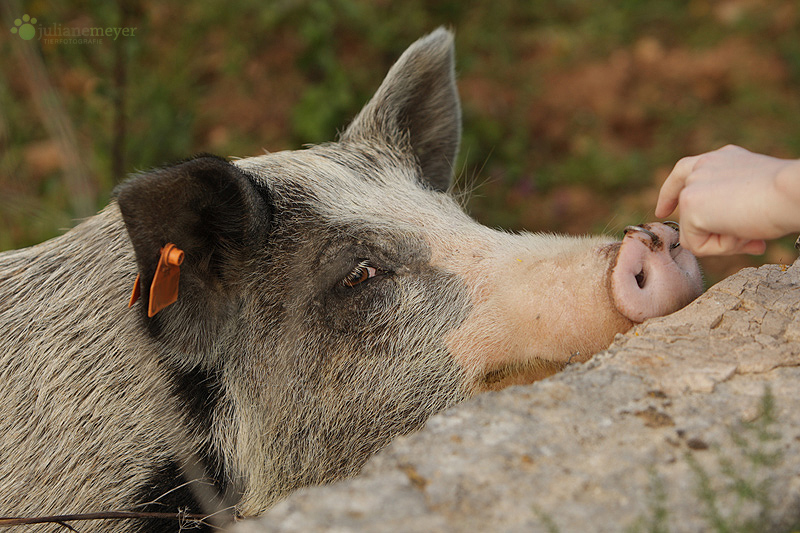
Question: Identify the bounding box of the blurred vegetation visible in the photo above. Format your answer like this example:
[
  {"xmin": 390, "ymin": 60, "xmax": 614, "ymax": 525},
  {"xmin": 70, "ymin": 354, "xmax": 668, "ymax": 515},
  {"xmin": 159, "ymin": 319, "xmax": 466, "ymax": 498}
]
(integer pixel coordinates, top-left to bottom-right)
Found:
[{"xmin": 2, "ymin": 0, "xmax": 800, "ymax": 284}]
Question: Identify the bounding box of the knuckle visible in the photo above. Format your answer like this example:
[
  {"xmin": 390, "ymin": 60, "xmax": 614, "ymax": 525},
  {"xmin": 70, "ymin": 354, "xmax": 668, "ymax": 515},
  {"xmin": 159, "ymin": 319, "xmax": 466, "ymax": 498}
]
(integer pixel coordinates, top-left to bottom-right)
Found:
[
  {"xmin": 690, "ymin": 153, "xmax": 713, "ymax": 172},
  {"xmin": 719, "ymin": 143, "xmax": 744, "ymax": 153},
  {"xmin": 675, "ymin": 155, "xmax": 697, "ymax": 174}
]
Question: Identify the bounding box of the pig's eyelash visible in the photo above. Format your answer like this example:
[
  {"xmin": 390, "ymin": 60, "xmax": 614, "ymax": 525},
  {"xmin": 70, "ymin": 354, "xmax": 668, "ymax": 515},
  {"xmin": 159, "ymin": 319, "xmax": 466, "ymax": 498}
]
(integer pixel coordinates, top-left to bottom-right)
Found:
[{"xmin": 342, "ymin": 260, "xmax": 383, "ymax": 287}]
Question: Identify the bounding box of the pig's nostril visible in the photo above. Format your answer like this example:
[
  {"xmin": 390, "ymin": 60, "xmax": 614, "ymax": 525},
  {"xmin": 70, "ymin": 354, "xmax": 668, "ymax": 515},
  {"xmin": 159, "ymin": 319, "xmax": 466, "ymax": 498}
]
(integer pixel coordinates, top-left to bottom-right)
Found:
[{"xmin": 635, "ymin": 269, "xmax": 646, "ymax": 289}]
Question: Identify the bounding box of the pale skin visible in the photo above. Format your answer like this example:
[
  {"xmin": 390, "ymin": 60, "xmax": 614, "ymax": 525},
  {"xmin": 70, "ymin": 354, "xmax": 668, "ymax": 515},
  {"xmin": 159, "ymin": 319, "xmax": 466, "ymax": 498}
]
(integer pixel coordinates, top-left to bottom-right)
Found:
[{"xmin": 656, "ymin": 144, "xmax": 800, "ymax": 256}]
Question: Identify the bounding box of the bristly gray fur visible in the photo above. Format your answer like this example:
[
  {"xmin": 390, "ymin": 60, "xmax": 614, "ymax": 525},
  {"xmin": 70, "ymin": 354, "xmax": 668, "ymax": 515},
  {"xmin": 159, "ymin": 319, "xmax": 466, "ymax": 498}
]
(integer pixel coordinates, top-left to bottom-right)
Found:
[{"xmin": 0, "ymin": 28, "xmax": 472, "ymax": 530}]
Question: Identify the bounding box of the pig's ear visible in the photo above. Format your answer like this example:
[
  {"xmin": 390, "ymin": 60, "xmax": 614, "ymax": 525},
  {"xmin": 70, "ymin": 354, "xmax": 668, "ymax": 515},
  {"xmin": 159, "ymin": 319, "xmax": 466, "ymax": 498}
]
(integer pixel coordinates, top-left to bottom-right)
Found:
[
  {"xmin": 116, "ymin": 155, "xmax": 269, "ymax": 322},
  {"xmin": 340, "ymin": 27, "xmax": 461, "ymax": 192}
]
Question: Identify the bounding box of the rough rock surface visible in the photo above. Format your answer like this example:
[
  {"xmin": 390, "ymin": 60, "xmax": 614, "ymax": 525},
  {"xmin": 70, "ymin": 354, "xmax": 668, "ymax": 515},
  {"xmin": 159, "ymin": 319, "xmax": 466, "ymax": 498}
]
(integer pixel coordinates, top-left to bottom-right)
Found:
[{"xmin": 235, "ymin": 260, "xmax": 800, "ymax": 533}]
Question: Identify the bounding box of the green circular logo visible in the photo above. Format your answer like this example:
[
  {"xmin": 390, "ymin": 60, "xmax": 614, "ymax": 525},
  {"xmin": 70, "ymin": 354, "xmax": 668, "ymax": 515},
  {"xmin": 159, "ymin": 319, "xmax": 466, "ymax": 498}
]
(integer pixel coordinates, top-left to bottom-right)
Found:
[{"xmin": 10, "ymin": 14, "xmax": 37, "ymax": 41}]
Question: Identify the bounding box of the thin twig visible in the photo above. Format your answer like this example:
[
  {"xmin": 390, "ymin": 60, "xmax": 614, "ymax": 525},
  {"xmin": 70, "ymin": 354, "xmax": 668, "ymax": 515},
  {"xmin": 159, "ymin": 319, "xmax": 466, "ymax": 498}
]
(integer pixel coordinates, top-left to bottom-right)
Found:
[{"xmin": 0, "ymin": 511, "xmax": 210, "ymax": 529}]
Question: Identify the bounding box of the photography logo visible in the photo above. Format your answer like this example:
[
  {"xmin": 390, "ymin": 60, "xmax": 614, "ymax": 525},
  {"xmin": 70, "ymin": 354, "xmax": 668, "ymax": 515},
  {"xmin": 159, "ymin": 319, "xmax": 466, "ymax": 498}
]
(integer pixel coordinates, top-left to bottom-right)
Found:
[
  {"xmin": 10, "ymin": 14, "xmax": 37, "ymax": 40},
  {"xmin": 8, "ymin": 13, "xmax": 136, "ymax": 44}
]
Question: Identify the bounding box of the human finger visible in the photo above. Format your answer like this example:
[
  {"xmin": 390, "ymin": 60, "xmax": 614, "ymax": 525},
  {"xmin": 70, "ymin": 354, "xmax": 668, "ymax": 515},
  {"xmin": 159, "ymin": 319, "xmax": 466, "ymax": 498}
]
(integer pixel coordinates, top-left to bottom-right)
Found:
[
  {"xmin": 684, "ymin": 231, "xmax": 765, "ymax": 257},
  {"xmin": 740, "ymin": 239, "xmax": 767, "ymax": 255},
  {"xmin": 655, "ymin": 154, "xmax": 702, "ymax": 218}
]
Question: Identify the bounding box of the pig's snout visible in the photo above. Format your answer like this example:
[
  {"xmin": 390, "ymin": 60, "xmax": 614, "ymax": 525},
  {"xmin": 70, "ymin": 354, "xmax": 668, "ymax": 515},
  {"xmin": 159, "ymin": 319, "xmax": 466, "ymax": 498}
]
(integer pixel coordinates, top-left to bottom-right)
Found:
[{"xmin": 611, "ymin": 222, "xmax": 703, "ymax": 323}]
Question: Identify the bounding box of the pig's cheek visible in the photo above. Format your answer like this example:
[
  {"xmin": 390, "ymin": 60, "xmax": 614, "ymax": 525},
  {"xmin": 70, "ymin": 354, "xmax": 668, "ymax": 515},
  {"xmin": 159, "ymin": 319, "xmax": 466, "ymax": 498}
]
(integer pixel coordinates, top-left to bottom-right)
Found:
[
  {"xmin": 442, "ymin": 301, "xmax": 501, "ymax": 379},
  {"xmin": 610, "ymin": 237, "xmax": 702, "ymax": 323}
]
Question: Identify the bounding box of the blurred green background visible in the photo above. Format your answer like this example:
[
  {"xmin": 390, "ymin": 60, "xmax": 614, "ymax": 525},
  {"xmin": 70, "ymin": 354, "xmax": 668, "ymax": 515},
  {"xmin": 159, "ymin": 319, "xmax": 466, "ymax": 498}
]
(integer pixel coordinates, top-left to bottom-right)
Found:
[{"xmin": 2, "ymin": 0, "xmax": 800, "ymax": 284}]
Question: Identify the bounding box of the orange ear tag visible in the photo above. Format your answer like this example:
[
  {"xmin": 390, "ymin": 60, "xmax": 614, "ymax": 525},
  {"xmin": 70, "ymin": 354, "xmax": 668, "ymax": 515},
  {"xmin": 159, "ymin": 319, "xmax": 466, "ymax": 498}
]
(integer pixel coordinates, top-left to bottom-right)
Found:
[
  {"xmin": 128, "ymin": 243, "xmax": 184, "ymax": 317},
  {"xmin": 128, "ymin": 274, "xmax": 142, "ymax": 307}
]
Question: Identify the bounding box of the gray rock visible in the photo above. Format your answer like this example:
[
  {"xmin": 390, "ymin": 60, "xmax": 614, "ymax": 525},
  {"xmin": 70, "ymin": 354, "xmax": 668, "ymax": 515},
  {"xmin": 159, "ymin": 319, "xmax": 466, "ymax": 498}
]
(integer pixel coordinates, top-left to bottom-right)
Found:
[{"xmin": 235, "ymin": 259, "xmax": 800, "ymax": 533}]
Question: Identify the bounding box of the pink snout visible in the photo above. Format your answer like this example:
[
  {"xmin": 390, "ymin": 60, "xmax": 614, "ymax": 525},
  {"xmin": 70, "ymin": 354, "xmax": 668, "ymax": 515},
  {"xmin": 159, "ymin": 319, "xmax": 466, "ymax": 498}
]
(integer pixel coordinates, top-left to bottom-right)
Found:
[{"xmin": 611, "ymin": 222, "xmax": 703, "ymax": 323}]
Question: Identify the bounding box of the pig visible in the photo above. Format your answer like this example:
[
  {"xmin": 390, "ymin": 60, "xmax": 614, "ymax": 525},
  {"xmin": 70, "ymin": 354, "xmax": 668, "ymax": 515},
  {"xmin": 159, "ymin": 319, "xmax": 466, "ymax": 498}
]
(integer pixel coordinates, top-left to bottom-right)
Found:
[{"xmin": 0, "ymin": 28, "xmax": 703, "ymax": 531}]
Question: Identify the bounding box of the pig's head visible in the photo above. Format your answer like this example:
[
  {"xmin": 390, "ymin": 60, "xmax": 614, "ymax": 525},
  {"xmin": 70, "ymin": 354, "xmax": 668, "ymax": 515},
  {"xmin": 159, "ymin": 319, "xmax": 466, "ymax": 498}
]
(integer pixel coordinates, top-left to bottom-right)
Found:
[{"xmin": 116, "ymin": 29, "xmax": 703, "ymax": 513}]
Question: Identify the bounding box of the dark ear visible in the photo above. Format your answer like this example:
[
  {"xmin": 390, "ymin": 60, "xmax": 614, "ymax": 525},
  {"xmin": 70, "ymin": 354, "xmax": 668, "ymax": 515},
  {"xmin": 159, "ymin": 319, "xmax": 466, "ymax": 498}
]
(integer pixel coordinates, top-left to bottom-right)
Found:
[
  {"xmin": 340, "ymin": 27, "xmax": 461, "ymax": 193},
  {"xmin": 116, "ymin": 155, "xmax": 270, "ymax": 357}
]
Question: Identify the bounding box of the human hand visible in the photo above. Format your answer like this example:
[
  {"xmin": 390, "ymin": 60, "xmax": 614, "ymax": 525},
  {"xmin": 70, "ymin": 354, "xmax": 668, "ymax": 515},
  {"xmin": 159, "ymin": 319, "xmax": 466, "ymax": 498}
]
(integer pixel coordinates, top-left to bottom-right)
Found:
[{"xmin": 655, "ymin": 145, "xmax": 800, "ymax": 256}]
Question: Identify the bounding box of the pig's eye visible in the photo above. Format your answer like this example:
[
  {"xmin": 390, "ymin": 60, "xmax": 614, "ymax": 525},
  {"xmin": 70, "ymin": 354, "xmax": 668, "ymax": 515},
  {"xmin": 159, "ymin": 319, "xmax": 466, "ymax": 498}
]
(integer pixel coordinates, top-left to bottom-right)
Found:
[{"xmin": 342, "ymin": 260, "xmax": 382, "ymax": 287}]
